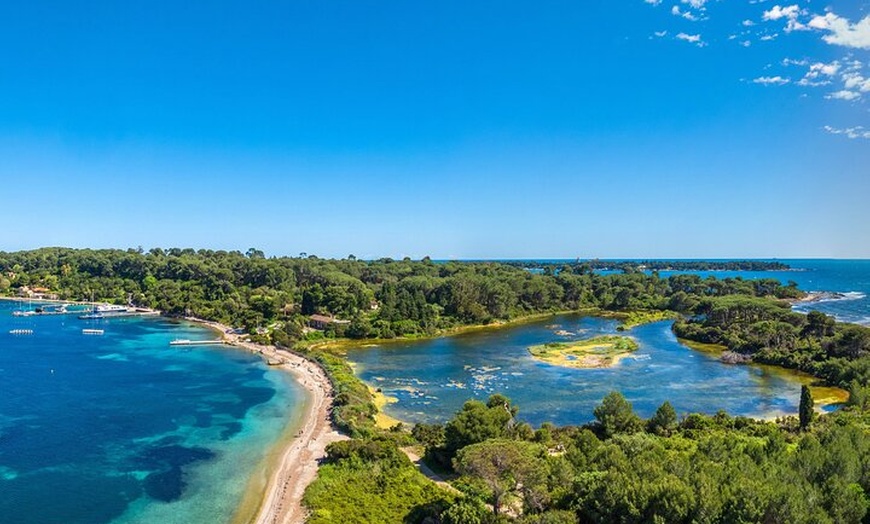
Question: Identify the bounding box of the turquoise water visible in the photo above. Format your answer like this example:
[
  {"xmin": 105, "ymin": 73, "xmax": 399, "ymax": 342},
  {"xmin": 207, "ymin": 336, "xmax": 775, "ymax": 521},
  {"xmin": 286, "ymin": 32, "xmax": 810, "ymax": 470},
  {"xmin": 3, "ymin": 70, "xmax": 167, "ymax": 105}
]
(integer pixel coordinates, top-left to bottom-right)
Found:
[
  {"xmin": 0, "ymin": 304, "xmax": 304, "ymax": 524},
  {"xmin": 348, "ymin": 260, "xmax": 868, "ymax": 426}
]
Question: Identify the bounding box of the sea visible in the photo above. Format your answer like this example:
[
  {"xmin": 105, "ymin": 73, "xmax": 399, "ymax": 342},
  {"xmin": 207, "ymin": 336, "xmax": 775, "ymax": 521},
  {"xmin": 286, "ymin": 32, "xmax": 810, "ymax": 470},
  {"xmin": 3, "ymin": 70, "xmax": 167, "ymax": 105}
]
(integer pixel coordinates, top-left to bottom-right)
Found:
[
  {"xmin": 631, "ymin": 259, "xmax": 870, "ymax": 326},
  {"xmin": 0, "ymin": 307, "xmax": 304, "ymax": 524}
]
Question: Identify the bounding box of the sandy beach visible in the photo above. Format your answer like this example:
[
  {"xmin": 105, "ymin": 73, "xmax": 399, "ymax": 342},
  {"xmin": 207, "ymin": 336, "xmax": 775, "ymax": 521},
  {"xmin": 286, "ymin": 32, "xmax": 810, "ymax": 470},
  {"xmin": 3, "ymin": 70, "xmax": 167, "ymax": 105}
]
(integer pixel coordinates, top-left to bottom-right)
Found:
[{"xmin": 187, "ymin": 318, "xmax": 346, "ymax": 524}]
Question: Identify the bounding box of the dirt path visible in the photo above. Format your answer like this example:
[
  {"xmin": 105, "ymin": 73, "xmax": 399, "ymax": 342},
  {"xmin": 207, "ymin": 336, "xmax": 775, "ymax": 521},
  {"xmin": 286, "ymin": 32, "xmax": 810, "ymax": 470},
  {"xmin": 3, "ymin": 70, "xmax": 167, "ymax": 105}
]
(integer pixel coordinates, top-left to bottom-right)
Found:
[{"xmin": 401, "ymin": 447, "xmax": 460, "ymax": 494}]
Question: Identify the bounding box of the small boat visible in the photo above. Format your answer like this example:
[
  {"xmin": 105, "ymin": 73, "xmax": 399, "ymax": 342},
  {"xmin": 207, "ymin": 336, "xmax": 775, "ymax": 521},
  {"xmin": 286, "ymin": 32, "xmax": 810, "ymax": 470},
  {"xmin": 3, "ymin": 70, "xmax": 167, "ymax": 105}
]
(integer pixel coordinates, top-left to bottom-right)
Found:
[
  {"xmin": 9, "ymin": 329, "xmax": 34, "ymax": 335},
  {"xmin": 82, "ymin": 329, "xmax": 105, "ymax": 335}
]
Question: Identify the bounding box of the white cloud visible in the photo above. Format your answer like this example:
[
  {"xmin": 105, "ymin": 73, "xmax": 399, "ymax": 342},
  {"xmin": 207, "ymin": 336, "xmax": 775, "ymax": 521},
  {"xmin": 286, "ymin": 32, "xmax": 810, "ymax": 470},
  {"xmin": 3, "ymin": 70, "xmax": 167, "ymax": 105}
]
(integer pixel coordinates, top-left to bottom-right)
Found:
[
  {"xmin": 682, "ymin": 0, "xmax": 707, "ymax": 8},
  {"xmin": 811, "ymin": 61, "xmax": 841, "ymax": 77},
  {"xmin": 644, "ymin": 0, "xmax": 662, "ymax": 5},
  {"xmin": 797, "ymin": 78, "xmax": 831, "ymax": 87},
  {"xmin": 743, "ymin": 20, "xmax": 756, "ymax": 27},
  {"xmin": 794, "ymin": 61, "xmax": 842, "ymax": 87},
  {"xmin": 808, "ymin": 13, "xmax": 870, "ymax": 50},
  {"xmin": 842, "ymin": 72, "xmax": 870, "ymax": 92},
  {"xmin": 763, "ymin": 5, "xmax": 800, "ymax": 21},
  {"xmin": 672, "ymin": 6, "xmax": 699, "ymax": 21},
  {"xmin": 753, "ymin": 76, "xmax": 790, "ymax": 85},
  {"xmin": 763, "ymin": 5, "xmax": 807, "ymax": 32},
  {"xmin": 760, "ymin": 34, "xmax": 778, "ymax": 41},
  {"xmin": 654, "ymin": 30, "xmax": 668, "ymax": 38},
  {"xmin": 782, "ymin": 58, "xmax": 809, "ymax": 66},
  {"xmin": 824, "ymin": 125, "xmax": 870, "ymax": 139},
  {"xmin": 826, "ymin": 90, "xmax": 860, "ymax": 100},
  {"xmin": 676, "ymin": 32, "xmax": 706, "ymax": 46}
]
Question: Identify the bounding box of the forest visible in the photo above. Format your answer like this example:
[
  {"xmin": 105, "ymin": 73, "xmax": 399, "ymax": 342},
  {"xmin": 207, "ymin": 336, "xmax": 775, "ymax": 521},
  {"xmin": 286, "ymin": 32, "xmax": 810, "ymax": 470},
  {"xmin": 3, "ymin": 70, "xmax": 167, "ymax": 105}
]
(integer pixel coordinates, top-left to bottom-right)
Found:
[
  {"xmin": 2, "ymin": 248, "xmax": 864, "ymax": 386},
  {"xmin": 0, "ymin": 248, "xmax": 803, "ymax": 343},
  {"xmin": 306, "ymin": 391, "xmax": 870, "ymax": 524}
]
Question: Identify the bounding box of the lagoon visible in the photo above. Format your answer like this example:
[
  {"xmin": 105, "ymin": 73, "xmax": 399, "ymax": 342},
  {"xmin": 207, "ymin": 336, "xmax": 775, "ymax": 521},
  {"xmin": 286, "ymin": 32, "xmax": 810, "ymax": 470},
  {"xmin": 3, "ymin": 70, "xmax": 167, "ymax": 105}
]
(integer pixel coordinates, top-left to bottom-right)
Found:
[
  {"xmin": 348, "ymin": 315, "xmax": 833, "ymax": 427},
  {"xmin": 349, "ymin": 259, "xmax": 870, "ymax": 427}
]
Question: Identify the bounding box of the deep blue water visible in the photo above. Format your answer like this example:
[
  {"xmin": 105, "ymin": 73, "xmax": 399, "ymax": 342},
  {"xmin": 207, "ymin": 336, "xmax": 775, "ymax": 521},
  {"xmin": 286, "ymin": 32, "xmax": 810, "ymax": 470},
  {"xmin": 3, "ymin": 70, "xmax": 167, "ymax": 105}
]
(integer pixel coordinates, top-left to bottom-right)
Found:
[
  {"xmin": 0, "ymin": 305, "xmax": 303, "ymax": 524},
  {"xmin": 633, "ymin": 259, "xmax": 870, "ymax": 326},
  {"xmin": 348, "ymin": 260, "xmax": 868, "ymax": 426}
]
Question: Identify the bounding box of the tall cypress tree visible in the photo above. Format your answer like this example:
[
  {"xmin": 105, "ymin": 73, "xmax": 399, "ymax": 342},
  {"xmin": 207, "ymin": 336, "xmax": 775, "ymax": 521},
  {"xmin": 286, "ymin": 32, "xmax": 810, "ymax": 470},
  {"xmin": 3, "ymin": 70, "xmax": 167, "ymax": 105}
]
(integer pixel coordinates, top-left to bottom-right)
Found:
[{"xmin": 799, "ymin": 385, "xmax": 814, "ymax": 431}]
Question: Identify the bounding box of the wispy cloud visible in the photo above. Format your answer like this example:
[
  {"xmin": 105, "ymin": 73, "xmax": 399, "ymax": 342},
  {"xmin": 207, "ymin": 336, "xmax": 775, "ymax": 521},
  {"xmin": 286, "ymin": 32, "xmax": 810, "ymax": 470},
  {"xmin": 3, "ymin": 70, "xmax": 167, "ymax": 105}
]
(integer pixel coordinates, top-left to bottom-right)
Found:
[
  {"xmin": 753, "ymin": 76, "xmax": 790, "ymax": 85},
  {"xmin": 824, "ymin": 125, "xmax": 870, "ymax": 139},
  {"xmin": 792, "ymin": 61, "xmax": 839, "ymax": 86},
  {"xmin": 682, "ymin": 0, "xmax": 707, "ymax": 9},
  {"xmin": 842, "ymin": 71, "xmax": 870, "ymax": 93},
  {"xmin": 672, "ymin": 5, "xmax": 699, "ymax": 22},
  {"xmin": 808, "ymin": 13, "xmax": 870, "ymax": 50},
  {"xmin": 782, "ymin": 58, "xmax": 809, "ymax": 67},
  {"xmin": 676, "ymin": 32, "xmax": 706, "ymax": 47},
  {"xmin": 826, "ymin": 90, "xmax": 861, "ymax": 100}
]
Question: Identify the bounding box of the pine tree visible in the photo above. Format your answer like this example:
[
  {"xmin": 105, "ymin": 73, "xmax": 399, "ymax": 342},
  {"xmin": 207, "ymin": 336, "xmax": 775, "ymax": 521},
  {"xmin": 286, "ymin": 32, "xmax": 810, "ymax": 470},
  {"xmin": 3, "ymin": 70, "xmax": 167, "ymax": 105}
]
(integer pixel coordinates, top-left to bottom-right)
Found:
[{"xmin": 799, "ymin": 385, "xmax": 814, "ymax": 431}]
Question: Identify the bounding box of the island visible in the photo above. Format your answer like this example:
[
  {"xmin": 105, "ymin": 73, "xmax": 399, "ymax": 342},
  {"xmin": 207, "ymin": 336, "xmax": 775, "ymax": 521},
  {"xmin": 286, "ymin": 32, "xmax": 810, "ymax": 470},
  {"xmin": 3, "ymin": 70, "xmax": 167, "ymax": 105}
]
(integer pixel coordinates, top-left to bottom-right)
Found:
[{"xmin": 529, "ymin": 335, "xmax": 639, "ymax": 368}]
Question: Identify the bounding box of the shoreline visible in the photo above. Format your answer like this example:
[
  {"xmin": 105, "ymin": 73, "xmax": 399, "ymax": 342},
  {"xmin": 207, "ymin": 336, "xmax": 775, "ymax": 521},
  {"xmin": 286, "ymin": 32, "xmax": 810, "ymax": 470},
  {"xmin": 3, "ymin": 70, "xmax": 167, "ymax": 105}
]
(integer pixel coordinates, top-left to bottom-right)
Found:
[
  {"xmin": 183, "ymin": 317, "xmax": 346, "ymax": 524},
  {"xmin": 678, "ymin": 338, "xmax": 850, "ymax": 411}
]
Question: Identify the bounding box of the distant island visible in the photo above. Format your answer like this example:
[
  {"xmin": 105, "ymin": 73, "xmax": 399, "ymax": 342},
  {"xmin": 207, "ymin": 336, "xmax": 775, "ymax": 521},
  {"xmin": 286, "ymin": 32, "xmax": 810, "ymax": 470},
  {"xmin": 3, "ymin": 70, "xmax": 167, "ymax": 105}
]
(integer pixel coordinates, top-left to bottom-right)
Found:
[
  {"xmin": 505, "ymin": 259, "xmax": 792, "ymax": 273},
  {"xmin": 528, "ymin": 335, "xmax": 639, "ymax": 368}
]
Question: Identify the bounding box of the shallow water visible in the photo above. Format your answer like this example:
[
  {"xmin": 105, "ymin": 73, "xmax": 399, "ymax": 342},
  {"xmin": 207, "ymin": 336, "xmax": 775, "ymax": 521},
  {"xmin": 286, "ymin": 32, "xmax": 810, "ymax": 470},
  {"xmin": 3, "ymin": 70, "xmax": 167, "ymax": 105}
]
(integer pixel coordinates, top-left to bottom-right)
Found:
[
  {"xmin": 348, "ymin": 316, "xmax": 815, "ymax": 426},
  {"xmin": 350, "ymin": 260, "xmax": 869, "ymax": 426},
  {"xmin": 0, "ymin": 303, "xmax": 303, "ymax": 524}
]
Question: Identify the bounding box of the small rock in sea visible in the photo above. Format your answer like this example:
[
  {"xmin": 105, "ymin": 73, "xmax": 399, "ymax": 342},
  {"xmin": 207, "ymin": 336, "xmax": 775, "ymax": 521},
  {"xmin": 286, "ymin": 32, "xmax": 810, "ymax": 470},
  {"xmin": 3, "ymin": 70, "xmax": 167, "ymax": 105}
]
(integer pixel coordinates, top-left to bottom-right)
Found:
[{"xmin": 720, "ymin": 351, "xmax": 752, "ymax": 365}]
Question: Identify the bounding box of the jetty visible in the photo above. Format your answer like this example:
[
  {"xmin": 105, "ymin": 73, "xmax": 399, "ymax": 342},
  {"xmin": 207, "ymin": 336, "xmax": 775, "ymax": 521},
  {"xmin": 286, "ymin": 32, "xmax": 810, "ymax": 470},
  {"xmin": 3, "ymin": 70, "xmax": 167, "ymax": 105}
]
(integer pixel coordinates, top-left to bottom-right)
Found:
[{"xmin": 169, "ymin": 339, "xmax": 228, "ymax": 346}]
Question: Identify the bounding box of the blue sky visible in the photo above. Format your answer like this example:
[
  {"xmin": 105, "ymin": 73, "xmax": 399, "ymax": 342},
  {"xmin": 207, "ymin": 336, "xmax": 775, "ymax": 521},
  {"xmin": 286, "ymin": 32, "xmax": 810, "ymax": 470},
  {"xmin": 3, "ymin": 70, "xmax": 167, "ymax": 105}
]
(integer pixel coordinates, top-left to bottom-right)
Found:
[{"xmin": 1, "ymin": 1, "xmax": 868, "ymax": 259}]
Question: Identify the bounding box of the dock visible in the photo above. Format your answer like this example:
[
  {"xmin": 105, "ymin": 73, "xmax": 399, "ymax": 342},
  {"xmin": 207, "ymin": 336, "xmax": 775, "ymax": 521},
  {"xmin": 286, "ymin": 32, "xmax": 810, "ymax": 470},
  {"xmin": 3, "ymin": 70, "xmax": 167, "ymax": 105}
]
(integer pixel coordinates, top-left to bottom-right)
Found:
[{"xmin": 169, "ymin": 339, "xmax": 227, "ymax": 346}]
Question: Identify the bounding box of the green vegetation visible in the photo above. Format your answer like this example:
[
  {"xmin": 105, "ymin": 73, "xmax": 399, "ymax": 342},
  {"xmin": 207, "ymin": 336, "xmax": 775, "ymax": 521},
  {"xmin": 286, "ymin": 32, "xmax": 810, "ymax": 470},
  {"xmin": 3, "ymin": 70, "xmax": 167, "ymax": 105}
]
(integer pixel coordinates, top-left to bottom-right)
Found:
[
  {"xmin": 302, "ymin": 439, "xmax": 453, "ymax": 524},
  {"xmin": 800, "ymin": 385, "xmax": 814, "ymax": 431},
  {"xmin": 612, "ymin": 309, "xmax": 680, "ymax": 330},
  {"xmin": 409, "ymin": 392, "xmax": 870, "ymax": 524},
  {"xmin": 528, "ymin": 336, "xmax": 639, "ymax": 368},
  {"xmin": 307, "ymin": 350, "xmax": 378, "ymax": 437},
  {"xmin": 5, "ymin": 248, "xmax": 870, "ymax": 522},
  {"xmin": 673, "ymin": 296, "xmax": 870, "ymax": 388},
  {"xmin": 0, "ymin": 248, "xmax": 803, "ymax": 346}
]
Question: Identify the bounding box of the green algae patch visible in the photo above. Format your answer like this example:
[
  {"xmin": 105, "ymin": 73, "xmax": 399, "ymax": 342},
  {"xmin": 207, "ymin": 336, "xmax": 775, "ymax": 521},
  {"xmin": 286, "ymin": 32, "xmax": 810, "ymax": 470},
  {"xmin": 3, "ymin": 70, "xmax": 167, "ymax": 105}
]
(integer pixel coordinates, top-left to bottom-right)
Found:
[
  {"xmin": 529, "ymin": 335, "xmax": 639, "ymax": 369},
  {"xmin": 595, "ymin": 309, "xmax": 680, "ymax": 330}
]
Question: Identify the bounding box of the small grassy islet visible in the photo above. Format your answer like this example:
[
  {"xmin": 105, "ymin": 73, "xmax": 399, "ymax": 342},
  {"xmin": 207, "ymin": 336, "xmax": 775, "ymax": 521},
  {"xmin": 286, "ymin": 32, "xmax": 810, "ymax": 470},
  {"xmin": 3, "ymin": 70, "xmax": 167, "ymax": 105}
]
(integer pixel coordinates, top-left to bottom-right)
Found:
[{"xmin": 528, "ymin": 335, "xmax": 639, "ymax": 369}]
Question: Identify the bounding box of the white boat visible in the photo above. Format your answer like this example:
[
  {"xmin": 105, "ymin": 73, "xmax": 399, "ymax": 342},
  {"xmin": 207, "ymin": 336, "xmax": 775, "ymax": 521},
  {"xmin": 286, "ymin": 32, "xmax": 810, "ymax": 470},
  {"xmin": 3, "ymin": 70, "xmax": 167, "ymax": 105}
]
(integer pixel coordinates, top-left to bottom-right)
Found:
[
  {"xmin": 78, "ymin": 304, "xmax": 131, "ymax": 319},
  {"xmin": 82, "ymin": 329, "xmax": 105, "ymax": 335},
  {"xmin": 9, "ymin": 329, "xmax": 34, "ymax": 335}
]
